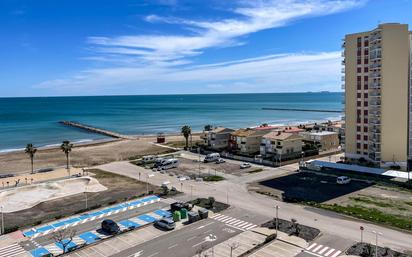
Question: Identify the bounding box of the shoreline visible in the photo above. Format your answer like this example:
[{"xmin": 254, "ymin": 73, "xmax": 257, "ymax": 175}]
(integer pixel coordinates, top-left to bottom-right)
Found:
[{"xmin": 0, "ymin": 118, "xmax": 342, "ymax": 156}]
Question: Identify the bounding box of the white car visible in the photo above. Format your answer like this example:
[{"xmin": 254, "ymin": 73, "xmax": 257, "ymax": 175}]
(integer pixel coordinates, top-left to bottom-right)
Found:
[
  {"xmin": 240, "ymin": 163, "xmax": 252, "ymax": 169},
  {"xmin": 336, "ymin": 176, "xmax": 351, "ymax": 184},
  {"xmin": 215, "ymin": 158, "xmax": 225, "ymax": 164}
]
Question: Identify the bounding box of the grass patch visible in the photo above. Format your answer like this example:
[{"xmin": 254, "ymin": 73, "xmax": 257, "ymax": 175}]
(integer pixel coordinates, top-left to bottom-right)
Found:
[
  {"xmin": 203, "ymin": 175, "xmax": 224, "ymax": 182},
  {"xmin": 312, "ymin": 203, "xmax": 412, "ymax": 231},
  {"xmin": 349, "ymin": 196, "xmax": 394, "ymax": 208},
  {"xmin": 248, "ymin": 168, "xmax": 264, "ymax": 174}
]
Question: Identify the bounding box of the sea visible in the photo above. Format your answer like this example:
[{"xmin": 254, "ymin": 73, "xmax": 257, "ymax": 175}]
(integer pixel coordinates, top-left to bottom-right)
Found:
[{"xmin": 0, "ymin": 92, "xmax": 343, "ymax": 153}]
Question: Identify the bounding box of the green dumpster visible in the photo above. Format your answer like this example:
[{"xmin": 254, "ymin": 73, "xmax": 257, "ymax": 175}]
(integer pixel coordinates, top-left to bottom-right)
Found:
[
  {"xmin": 173, "ymin": 211, "xmax": 181, "ymax": 222},
  {"xmin": 180, "ymin": 208, "xmax": 188, "ymax": 219}
]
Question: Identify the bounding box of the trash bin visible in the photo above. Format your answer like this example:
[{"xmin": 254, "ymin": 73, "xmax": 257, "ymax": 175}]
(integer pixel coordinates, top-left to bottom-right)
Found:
[
  {"xmin": 198, "ymin": 209, "xmax": 209, "ymax": 219},
  {"xmin": 180, "ymin": 208, "xmax": 188, "ymax": 219},
  {"xmin": 173, "ymin": 211, "xmax": 181, "ymax": 222},
  {"xmin": 188, "ymin": 211, "xmax": 200, "ymax": 223}
]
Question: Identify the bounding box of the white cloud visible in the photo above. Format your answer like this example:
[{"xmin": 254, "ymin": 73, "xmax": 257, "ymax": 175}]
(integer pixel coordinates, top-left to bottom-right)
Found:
[
  {"xmin": 34, "ymin": 51, "xmax": 341, "ymax": 94},
  {"xmin": 87, "ymin": 0, "xmax": 364, "ymax": 65}
]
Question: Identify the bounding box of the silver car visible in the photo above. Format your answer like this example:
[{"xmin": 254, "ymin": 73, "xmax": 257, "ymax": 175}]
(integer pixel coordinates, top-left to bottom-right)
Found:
[{"xmin": 154, "ymin": 218, "xmax": 176, "ymax": 230}]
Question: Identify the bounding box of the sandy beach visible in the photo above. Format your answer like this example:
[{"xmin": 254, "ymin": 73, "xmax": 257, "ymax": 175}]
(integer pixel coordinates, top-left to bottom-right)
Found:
[{"xmin": 0, "ymin": 134, "xmax": 199, "ymax": 174}]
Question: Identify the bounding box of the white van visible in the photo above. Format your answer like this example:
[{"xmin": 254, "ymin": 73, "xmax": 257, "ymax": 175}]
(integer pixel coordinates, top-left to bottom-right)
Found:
[
  {"xmin": 157, "ymin": 158, "xmax": 179, "ymax": 171},
  {"xmin": 337, "ymin": 176, "xmax": 351, "ymax": 185},
  {"xmin": 204, "ymin": 153, "xmax": 220, "ymax": 163}
]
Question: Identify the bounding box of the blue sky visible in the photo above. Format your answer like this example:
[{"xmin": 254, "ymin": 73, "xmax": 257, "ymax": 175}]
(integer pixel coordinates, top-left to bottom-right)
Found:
[{"xmin": 1, "ymin": 0, "xmax": 412, "ymax": 97}]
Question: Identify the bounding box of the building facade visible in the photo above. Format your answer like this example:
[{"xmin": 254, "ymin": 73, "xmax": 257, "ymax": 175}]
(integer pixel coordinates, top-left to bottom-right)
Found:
[
  {"xmin": 260, "ymin": 131, "xmax": 303, "ymax": 158},
  {"xmin": 343, "ymin": 23, "xmax": 411, "ymax": 168},
  {"xmin": 201, "ymin": 127, "xmax": 235, "ymax": 150},
  {"xmin": 300, "ymin": 131, "xmax": 339, "ymax": 152}
]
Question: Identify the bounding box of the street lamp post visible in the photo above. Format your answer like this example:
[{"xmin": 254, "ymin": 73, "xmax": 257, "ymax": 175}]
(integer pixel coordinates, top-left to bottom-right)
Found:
[
  {"xmin": 85, "ymin": 185, "xmax": 88, "ymax": 210},
  {"xmin": 0, "ymin": 206, "xmax": 4, "ymax": 235},
  {"xmin": 372, "ymin": 231, "xmax": 383, "ymax": 257},
  {"xmin": 360, "ymin": 226, "xmax": 364, "ymax": 243},
  {"xmin": 275, "ymin": 205, "xmax": 279, "ymax": 237}
]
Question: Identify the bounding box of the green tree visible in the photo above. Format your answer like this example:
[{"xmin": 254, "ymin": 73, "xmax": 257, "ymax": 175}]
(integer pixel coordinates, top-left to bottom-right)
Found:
[
  {"xmin": 61, "ymin": 140, "xmax": 73, "ymax": 174},
  {"xmin": 204, "ymin": 124, "xmax": 213, "ymax": 131},
  {"xmin": 25, "ymin": 144, "xmax": 37, "ymax": 174},
  {"xmin": 181, "ymin": 125, "xmax": 192, "ymax": 150}
]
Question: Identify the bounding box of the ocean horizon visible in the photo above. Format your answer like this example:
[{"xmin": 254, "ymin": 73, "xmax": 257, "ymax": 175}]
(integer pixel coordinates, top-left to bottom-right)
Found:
[{"xmin": 0, "ymin": 92, "xmax": 343, "ymax": 152}]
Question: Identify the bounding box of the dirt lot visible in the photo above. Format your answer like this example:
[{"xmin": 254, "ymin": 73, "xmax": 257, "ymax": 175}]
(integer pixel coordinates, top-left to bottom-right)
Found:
[{"xmin": 3, "ymin": 169, "xmax": 161, "ymax": 232}]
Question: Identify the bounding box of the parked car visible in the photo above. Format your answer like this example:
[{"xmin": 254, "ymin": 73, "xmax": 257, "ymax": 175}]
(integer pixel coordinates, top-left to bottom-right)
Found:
[
  {"xmin": 142, "ymin": 155, "xmax": 157, "ymax": 164},
  {"xmin": 215, "ymin": 158, "xmax": 225, "ymax": 164},
  {"xmin": 101, "ymin": 219, "xmax": 120, "ymax": 234},
  {"xmin": 157, "ymin": 158, "xmax": 179, "ymax": 171},
  {"xmin": 154, "ymin": 218, "xmax": 176, "ymax": 230},
  {"xmin": 240, "ymin": 162, "xmax": 251, "ymax": 169},
  {"xmin": 170, "ymin": 202, "xmax": 190, "ymax": 212},
  {"xmin": 336, "ymin": 176, "xmax": 351, "ymax": 184},
  {"xmin": 204, "ymin": 153, "xmax": 220, "ymax": 163}
]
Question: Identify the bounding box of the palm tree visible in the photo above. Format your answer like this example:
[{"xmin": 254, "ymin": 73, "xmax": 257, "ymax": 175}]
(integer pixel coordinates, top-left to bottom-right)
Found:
[
  {"xmin": 61, "ymin": 140, "xmax": 73, "ymax": 175},
  {"xmin": 181, "ymin": 125, "xmax": 192, "ymax": 150},
  {"xmin": 25, "ymin": 144, "xmax": 37, "ymax": 174}
]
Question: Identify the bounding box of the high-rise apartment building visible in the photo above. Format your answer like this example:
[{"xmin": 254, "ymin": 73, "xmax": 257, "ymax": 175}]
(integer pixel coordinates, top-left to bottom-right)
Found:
[{"xmin": 342, "ymin": 23, "xmax": 411, "ymax": 168}]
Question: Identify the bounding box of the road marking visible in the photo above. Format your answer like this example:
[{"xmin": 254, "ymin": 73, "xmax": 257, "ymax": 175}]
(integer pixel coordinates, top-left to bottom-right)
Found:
[
  {"xmin": 330, "ymin": 250, "xmax": 342, "ymax": 257},
  {"xmin": 211, "ymin": 214, "xmax": 257, "ymax": 231},
  {"xmin": 313, "ymin": 245, "xmax": 323, "ymax": 253},
  {"xmin": 325, "ymin": 249, "xmax": 335, "ymax": 256},
  {"xmin": 168, "ymin": 244, "xmax": 179, "ymax": 249},
  {"xmin": 134, "ymin": 250, "xmax": 144, "ymax": 256},
  {"xmin": 318, "ymin": 247, "xmax": 329, "ymax": 254},
  {"xmin": 307, "ymin": 243, "xmax": 317, "ymax": 250},
  {"xmin": 147, "ymin": 252, "xmax": 159, "ymax": 257},
  {"xmin": 187, "ymin": 236, "xmax": 197, "ymax": 241},
  {"xmin": 196, "ymin": 222, "xmax": 215, "ymax": 230}
]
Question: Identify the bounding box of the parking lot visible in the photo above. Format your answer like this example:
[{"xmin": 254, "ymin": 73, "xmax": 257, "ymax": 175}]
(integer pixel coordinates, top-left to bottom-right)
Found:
[{"xmin": 252, "ymin": 171, "xmax": 374, "ymax": 203}]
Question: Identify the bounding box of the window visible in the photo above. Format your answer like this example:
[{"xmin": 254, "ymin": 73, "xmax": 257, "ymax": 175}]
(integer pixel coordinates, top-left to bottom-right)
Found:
[
  {"xmin": 364, "ymin": 144, "xmax": 368, "ymax": 149},
  {"xmin": 357, "ymin": 126, "xmax": 361, "ymax": 132},
  {"xmin": 364, "ymin": 118, "xmax": 368, "ymax": 123},
  {"xmin": 364, "ymin": 67, "xmax": 369, "ymax": 72},
  {"xmin": 364, "ymin": 101, "xmax": 368, "ymax": 107},
  {"xmin": 364, "ymin": 58, "xmax": 369, "ymax": 64},
  {"xmin": 364, "ymin": 93, "xmax": 368, "ymax": 98},
  {"xmin": 357, "ymin": 143, "xmax": 361, "ymax": 149},
  {"xmin": 364, "ymin": 49, "xmax": 369, "ymax": 55},
  {"xmin": 364, "ymin": 76, "xmax": 368, "ymax": 81},
  {"xmin": 357, "ymin": 76, "xmax": 362, "ymax": 81},
  {"xmin": 357, "ymin": 101, "xmax": 361, "ymax": 107},
  {"xmin": 364, "ymin": 135, "xmax": 368, "ymax": 140},
  {"xmin": 357, "ymin": 135, "xmax": 361, "ymax": 140},
  {"xmin": 357, "ymin": 93, "xmax": 361, "ymax": 98},
  {"xmin": 364, "ymin": 84, "xmax": 368, "ymax": 90},
  {"xmin": 357, "ymin": 67, "xmax": 362, "ymax": 73},
  {"xmin": 357, "ymin": 83, "xmax": 362, "ymax": 90},
  {"xmin": 364, "ymin": 110, "xmax": 368, "ymax": 115},
  {"xmin": 364, "ymin": 127, "xmax": 368, "ymax": 132}
]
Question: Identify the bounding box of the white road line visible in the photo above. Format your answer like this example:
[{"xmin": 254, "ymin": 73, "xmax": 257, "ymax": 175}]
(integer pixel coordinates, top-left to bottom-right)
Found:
[
  {"xmin": 244, "ymin": 224, "xmax": 257, "ymax": 230},
  {"xmin": 318, "ymin": 247, "xmax": 329, "ymax": 254},
  {"xmin": 187, "ymin": 236, "xmax": 197, "ymax": 241},
  {"xmin": 234, "ymin": 221, "xmax": 249, "ymax": 227},
  {"xmin": 312, "ymin": 245, "xmax": 324, "ymax": 253},
  {"xmin": 324, "ymin": 249, "xmax": 335, "ymax": 256},
  {"xmin": 147, "ymin": 252, "xmax": 159, "ymax": 257},
  {"xmin": 330, "ymin": 250, "xmax": 342, "ymax": 257},
  {"xmin": 230, "ymin": 220, "xmax": 245, "ymax": 226},
  {"xmin": 226, "ymin": 219, "xmax": 241, "ymax": 225},
  {"xmin": 307, "ymin": 243, "xmax": 317, "ymax": 250},
  {"xmin": 168, "ymin": 244, "xmax": 178, "ymax": 249}
]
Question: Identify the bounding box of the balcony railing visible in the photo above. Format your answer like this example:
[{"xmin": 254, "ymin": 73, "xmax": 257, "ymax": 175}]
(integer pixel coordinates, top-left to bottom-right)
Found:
[
  {"xmin": 371, "ymin": 72, "xmax": 381, "ymax": 78},
  {"xmin": 370, "ymin": 82, "xmax": 381, "ymax": 89},
  {"xmin": 370, "ymin": 101, "xmax": 381, "ymax": 106}
]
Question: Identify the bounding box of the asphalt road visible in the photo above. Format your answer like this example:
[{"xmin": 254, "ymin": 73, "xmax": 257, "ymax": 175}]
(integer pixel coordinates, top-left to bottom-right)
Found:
[
  {"xmin": 109, "ymin": 207, "xmax": 268, "ymax": 257},
  {"xmin": 20, "ymin": 201, "xmax": 169, "ymax": 251},
  {"xmin": 98, "ymin": 152, "xmax": 412, "ymax": 253}
]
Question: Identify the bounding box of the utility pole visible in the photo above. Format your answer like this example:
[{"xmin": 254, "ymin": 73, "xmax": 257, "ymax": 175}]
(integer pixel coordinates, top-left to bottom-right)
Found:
[
  {"xmin": 360, "ymin": 226, "xmax": 364, "ymax": 243},
  {"xmin": 372, "ymin": 231, "xmax": 383, "ymax": 257},
  {"xmin": 85, "ymin": 185, "xmax": 88, "ymax": 210},
  {"xmin": 0, "ymin": 206, "xmax": 4, "ymax": 235}
]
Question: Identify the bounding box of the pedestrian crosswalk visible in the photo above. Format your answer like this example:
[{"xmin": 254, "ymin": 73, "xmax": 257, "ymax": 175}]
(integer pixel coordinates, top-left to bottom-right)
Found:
[
  {"xmin": 211, "ymin": 213, "xmax": 257, "ymax": 231},
  {"xmin": 0, "ymin": 243, "xmax": 26, "ymax": 257},
  {"xmin": 306, "ymin": 243, "xmax": 342, "ymax": 257}
]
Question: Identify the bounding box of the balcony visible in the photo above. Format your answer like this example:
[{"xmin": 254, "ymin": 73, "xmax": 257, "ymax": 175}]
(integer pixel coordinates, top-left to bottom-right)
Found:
[
  {"xmin": 370, "ymin": 92, "xmax": 381, "ymax": 97},
  {"xmin": 370, "ymin": 100, "xmax": 381, "ymax": 107},
  {"xmin": 370, "ymin": 82, "xmax": 381, "ymax": 89},
  {"xmin": 370, "ymin": 118, "xmax": 381, "ymax": 125},
  {"xmin": 341, "ymin": 51, "xmax": 345, "ymax": 57},
  {"xmin": 370, "ymin": 53, "xmax": 382, "ymax": 60},
  {"xmin": 341, "ymin": 84, "xmax": 345, "ymax": 90},
  {"xmin": 341, "ymin": 76, "xmax": 345, "ymax": 81},
  {"xmin": 371, "ymin": 72, "xmax": 381, "ymax": 78},
  {"xmin": 341, "ymin": 68, "xmax": 345, "ymax": 73},
  {"xmin": 369, "ymin": 62, "xmax": 381, "ymax": 69},
  {"xmin": 341, "ymin": 60, "xmax": 345, "ymax": 65}
]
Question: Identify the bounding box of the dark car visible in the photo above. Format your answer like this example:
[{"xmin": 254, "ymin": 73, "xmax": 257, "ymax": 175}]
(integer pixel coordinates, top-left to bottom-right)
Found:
[
  {"xmin": 170, "ymin": 202, "xmax": 190, "ymax": 212},
  {"xmin": 101, "ymin": 219, "xmax": 120, "ymax": 234},
  {"xmin": 154, "ymin": 218, "xmax": 176, "ymax": 230}
]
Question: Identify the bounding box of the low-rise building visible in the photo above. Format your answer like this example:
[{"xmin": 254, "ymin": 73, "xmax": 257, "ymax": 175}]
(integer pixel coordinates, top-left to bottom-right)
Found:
[
  {"xmin": 260, "ymin": 131, "xmax": 303, "ymax": 158},
  {"xmin": 300, "ymin": 131, "xmax": 339, "ymax": 151},
  {"xmin": 201, "ymin": 127, "xmax": 235, "ymax": 150},
  {"xmin": 230, "ymin": 128, "xmax": 271, "ymax": 155}
]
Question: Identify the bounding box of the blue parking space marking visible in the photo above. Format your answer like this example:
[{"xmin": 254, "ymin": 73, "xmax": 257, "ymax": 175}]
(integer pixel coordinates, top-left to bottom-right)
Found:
[
  {"xmin": 52, "ymin": 221, "xmax": 68, "ymax": 228},
  {"xmin": 129, "ymin": 200, "xmax": 142, "ymax": 206},
  {"xmin": 36, "ymin": 225, "xmax": 54, "ymax": 233},
  {"xmin": 79, "ymin": 231, "xmax": 101, "ymax": 245},
  {"xmin": 87, "ymin": 211, "xmax": 104, "ymax": 217},
  {"xmin": 119, "ymin": 220, "xmax": 140, "ymax": 229},
  {"xmin": 24, "ymin": 230, "xmax": 36, "ymax": 237},
  {"xmin": 56, "ymin": 239, "xmax": 78, "ymax": 251},
  {"xmin": 65, "ymin": 218, "xmax": 81, "ymax": 224},
  {"xmin": 137, "ymin": 214, "xmax": 156, "ymax": 223},
  {"xmin": 30, "ymin": 247, "xmax": 51, "ymax": 257},
  {"xmin": 111, "ymin": 205, "xmax": 124, "ymax": 211},
  {"xmin": 154, "ymin": 209, "xmax": 172, "ymax": 218}
]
